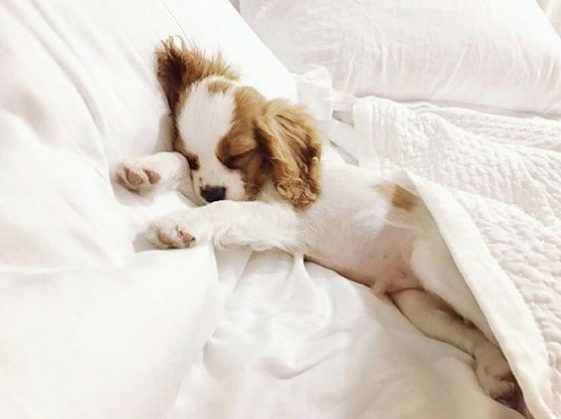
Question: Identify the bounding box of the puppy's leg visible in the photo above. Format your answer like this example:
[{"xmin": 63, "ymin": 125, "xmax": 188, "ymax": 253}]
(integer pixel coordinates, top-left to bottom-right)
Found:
[
  {"xmin": 391, "ymin": 289, "xmax": 516, "ymax": 403},
  {"xmin": 147, "ymin": 201, "xmax": 301, "ymax": 252},
  {"xmin": 409, "ymin": 210, "xmax": 494, "ymax": 343},
  {"xmin": 115, "ymin": 152, "xmax": 191, "ymax": 195}
]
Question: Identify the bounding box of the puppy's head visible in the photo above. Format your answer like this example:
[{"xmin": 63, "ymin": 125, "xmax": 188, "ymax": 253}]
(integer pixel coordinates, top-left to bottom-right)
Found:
[{"xmin": 156, "ymin": 38, "xmax": 321, "ymax": 207}]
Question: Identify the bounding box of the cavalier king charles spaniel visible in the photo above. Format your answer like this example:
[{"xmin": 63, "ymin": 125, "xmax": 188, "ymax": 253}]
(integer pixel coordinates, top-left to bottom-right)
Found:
[{"xmin": 115, "ymin": 38, "xmax": 519, "ymax": 407}]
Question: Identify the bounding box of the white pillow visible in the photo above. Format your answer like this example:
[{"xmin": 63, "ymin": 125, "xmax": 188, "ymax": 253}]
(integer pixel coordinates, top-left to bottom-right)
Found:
[{"xmin": 240, "ymin": 0, "xmax": 561, "ymax": 115}]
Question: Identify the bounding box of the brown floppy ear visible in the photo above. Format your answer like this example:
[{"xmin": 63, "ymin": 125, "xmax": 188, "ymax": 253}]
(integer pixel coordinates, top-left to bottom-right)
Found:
[
  {"xmin": 155, "ymin": 37, "xmax": 239, "ymax": 113},
  {"xmin": 255, "ymin": 99, "xmax": 322, "ymax": 208}
]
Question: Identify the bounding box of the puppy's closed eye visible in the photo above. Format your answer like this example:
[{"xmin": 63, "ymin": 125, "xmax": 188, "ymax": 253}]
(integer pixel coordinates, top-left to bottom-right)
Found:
[
  {"xmin": 217, "ymin": 135, "xmax": 259, "ymax": 170},
  {"xmin": 221, "ymin": 150, "xmax": 254, "ymax": 170}
]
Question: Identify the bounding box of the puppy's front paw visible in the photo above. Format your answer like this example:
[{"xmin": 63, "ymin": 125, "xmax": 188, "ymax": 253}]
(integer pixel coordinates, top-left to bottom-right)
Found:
[
  {"xmin": 474, "ymin": 342, "xmax": 517, "ymax": 405},
  {"xmin": 146, "ymin": 213, "xmax": 211, "ymax": 249},
  {"xmin": 115, "ymin": 160, "xmax": 162, "ymax": 192}
]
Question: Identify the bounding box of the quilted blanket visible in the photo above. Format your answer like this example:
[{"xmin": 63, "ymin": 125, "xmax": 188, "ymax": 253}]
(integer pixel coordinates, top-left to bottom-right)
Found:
[{"xmin": 297, "ymin": 70, "xmax": 561, "ymax": 419}]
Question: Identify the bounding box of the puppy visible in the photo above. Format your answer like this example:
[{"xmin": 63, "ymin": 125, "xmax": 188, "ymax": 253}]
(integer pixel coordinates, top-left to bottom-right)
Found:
[{"xmin": 116, "ymin": 38, "xmax": 518, "ymax": 405}]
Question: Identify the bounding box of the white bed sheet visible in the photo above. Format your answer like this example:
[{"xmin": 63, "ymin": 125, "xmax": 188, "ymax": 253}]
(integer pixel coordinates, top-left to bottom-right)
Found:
[{"xmin": 169, "ymin": 251, "xmax": 523, "ymax": 419}]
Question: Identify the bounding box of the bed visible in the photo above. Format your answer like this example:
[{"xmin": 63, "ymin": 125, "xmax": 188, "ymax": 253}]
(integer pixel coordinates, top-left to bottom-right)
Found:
[{"xmin": 0, "ymin": 1, "xmax": 560, "ymax": 418}]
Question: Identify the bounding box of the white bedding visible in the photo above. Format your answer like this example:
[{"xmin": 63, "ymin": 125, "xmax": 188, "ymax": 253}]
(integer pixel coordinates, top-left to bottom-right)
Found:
[
  {"xmin": 238, "ymin": 0, "xmax": 561, "ymax": 116},
  {"xmin": 168, "ymin": 252, "xmax": 523, "ymax": 419},
  {"xmin": 296, "ymin": 70, "xmax": 561, "ymax": 418},
  {"xmin": 0, "ymin": 1, "xmax": 559, "ymax": 419}
]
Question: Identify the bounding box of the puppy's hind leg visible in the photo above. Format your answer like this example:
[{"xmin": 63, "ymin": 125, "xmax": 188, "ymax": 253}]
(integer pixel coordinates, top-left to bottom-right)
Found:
[{"xmin": 391, "ymin": 289, "xmax": 517, "ymax": 404}]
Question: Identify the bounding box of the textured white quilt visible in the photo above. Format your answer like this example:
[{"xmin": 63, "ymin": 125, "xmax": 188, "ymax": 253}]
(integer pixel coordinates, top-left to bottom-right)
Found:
[{"xmin": 297, "ymin": 70, "xmax": 561, "ymax": 419}]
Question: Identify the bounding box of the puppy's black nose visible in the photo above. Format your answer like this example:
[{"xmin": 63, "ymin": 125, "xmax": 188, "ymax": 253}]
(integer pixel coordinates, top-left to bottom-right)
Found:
[{"xmin": 200, "ymin": 186, "xmax": 226, "ymax": 203}]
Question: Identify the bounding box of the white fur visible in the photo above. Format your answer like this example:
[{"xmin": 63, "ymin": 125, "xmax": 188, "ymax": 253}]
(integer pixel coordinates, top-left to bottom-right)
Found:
[{"xmin": 177, "ymin": 77, "xmax": 246, "ymax": 203}]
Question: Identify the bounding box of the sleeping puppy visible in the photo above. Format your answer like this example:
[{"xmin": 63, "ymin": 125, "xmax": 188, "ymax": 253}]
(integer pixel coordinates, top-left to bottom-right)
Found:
[{"xmin": 116, "ymin": 38, "xmax": 518, "ymax": 405}]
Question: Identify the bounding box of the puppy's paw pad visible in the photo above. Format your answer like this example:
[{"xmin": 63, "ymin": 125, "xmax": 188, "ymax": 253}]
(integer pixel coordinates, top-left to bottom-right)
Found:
[
  {"xmin": 115, "ymin": 163, "xmax": 162, "ymax": 191},
  {"xmin": 156, "ymin": 227, "xmax": 195, "ymax": 248},
  {"xmin": 475, "ymin": 343, "xmax": 517, "ymax": 402},
  {"xmin": 146, "ymin": 217, "xmax": 200, "ymax": 249},
  {"xmin": 144, "ymin": 169, "xmax": 161, "ymax": 184}
]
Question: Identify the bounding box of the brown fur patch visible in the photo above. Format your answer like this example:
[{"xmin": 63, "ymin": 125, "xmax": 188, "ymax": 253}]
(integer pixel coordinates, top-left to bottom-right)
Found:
[
  {"xmin": 254, "ymin": 99, "xmax": 322, "ymax": 208},
  {"xmin": 393, "ymin": 185, "xmax": 418, "ymax": 211},
  {"xmin": 215, "ymin": 88, "xmax": 323, "ymax": 206},
  {"xmin": 216, "ymin": 87, "xmax": 270, "ymax": 198},
  {"xmin": 207, "ymin": 79, "xmax": 232, "ymax": 96},
  {"xmin": 377, "ymin": 183, "xmax": 418, "ymax": 211},
  {"xmin": 156, "ymin": 37, "xmax": 239, "ymax": 114}
]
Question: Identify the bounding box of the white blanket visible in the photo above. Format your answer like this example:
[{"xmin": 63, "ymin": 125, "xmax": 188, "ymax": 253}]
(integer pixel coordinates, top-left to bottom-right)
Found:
[{"xmin": 296, "ymin": 70, "xmax": 561, "ymax": 418}]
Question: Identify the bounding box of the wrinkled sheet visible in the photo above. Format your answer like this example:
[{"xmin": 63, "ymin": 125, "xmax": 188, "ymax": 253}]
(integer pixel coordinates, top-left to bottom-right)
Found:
[{"xmin": 168, "ymin": 250, "xmax": 525, "ymax": 419}]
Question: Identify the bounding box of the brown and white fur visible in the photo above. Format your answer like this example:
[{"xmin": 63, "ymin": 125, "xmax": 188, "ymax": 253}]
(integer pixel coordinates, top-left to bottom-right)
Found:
[{"xmin": 115, "ymin": 38, "xmax": 519, "ymax": 407}]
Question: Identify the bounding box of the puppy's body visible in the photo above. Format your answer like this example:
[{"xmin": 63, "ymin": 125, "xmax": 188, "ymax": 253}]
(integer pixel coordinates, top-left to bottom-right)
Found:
[
  {"xmin": 118, "ymin": 152, "xmax": 515, "ymax": 402},
  {"xmin": 302, "ymin": 165, "xmax": 419, "ymax": 292},
  {"xmin": 115, "ymin": 38, "xmax": 520, "ymax": 407}
]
